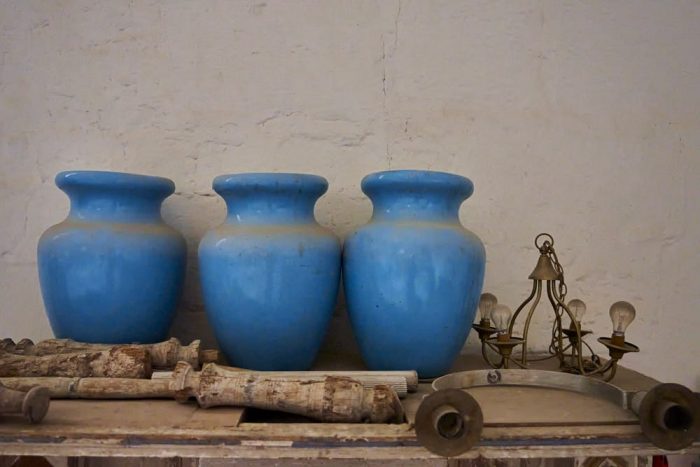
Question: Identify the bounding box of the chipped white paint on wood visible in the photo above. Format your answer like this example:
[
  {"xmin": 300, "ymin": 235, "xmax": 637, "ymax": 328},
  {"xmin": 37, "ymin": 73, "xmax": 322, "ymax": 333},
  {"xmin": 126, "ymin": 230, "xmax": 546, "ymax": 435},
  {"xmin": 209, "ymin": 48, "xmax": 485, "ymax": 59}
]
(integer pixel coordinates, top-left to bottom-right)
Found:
[{"xmin": 0, "ymin": 1, "xmax": 699, "ymax": 390}]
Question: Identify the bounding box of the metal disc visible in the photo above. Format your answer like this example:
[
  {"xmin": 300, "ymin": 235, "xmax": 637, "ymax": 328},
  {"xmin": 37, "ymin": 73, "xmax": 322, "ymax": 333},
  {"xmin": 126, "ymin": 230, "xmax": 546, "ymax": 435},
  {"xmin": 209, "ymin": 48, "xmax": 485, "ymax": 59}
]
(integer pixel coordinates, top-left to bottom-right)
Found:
[
  {"xmin": 22, "ymin": 386, "xmax": 50, "ymax": 424},
  {"xmin": 414, "ymin": 388, "xmax": 483, "ymax": 457},
  {"xmin": 638, "ymin": 383, "xmax": 700, "ymax": 451}
]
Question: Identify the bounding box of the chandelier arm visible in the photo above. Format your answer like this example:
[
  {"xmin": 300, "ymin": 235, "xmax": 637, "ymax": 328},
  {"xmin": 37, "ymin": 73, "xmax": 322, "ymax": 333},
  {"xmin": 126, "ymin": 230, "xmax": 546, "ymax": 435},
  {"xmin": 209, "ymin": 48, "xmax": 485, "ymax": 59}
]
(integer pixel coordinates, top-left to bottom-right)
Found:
[
  {"xmin": 579, "ymin": 358, "xmax": 615, "ymax": 378},
  {"xmin": 506, "ymin": 356, "xmax": 528, "ymax": 369},
  {"xmin": 548, "ymin": 278, "xmax": 562, "ymax": 304},
  {"xmin": 508, "ymin": 279, "xmax": 538, "ymax": 335},
  {"xmin": 603, "ymin": 361, "xmax": 619, "ymax": 382},
  {"xmin": 571, "ymin": 323, "xmax": 589, "ymax": 374},
  {"xmin": 482, "ymin": 340, "xmax": 505, "ymax": 369},
  {"xmin": 550, "ymin": 287, "xmax": 590, "ymax": 375},
  {"xmin": 581, "ymin": 339, "xmax": 601, "ymax": 363},
  {"xmin": 569, "ymin": 338, "xmax": 579, "ymax": 369},
  {"xmin": 518, "ymin": 280, "xmax": 543, "ymax": 366},
  {"xmin": 509, "ymin": 359, "xmax": 527, "ymax": 368}
]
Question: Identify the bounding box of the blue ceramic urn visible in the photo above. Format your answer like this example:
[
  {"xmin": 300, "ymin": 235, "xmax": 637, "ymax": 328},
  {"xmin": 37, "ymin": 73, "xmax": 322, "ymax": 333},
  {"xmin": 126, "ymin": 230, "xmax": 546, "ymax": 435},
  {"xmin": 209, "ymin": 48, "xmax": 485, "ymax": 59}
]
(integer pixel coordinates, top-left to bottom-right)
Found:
[
  {"xmin": 199, "ymin": 173, "xmax": 341, "ymax": 370},
  {"xmin": 38, "ymin": 171, "xmax": 187, "ymax": 344},
  {"xmin": 343, "ymin": 170, "xmax": 486, "ymax": 377}
]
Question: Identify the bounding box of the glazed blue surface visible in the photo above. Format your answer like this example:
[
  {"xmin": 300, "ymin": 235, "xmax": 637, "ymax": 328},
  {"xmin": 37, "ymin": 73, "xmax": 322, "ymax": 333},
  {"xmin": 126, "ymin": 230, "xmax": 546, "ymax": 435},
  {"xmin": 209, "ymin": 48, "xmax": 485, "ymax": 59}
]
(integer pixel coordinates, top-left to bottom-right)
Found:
[
  {"xmin": 343, "ymin": 170, "xmax": 486, "ymax": 377},
  {"xmin": 199, "ymin": 173, "xmax": 341, "ymax": 370},
  {"xmin": 38, "ymin": 171, "xmax": 186, "ymax": 344}
]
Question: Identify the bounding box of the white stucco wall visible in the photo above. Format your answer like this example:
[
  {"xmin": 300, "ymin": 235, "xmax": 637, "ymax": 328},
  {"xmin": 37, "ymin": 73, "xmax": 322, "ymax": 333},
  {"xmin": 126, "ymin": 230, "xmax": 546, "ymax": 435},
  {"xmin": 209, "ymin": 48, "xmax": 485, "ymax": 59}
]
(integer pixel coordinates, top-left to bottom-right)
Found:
[{"xmin": 1, "ymin": 1, "xmax": 698, "ymax": 389}]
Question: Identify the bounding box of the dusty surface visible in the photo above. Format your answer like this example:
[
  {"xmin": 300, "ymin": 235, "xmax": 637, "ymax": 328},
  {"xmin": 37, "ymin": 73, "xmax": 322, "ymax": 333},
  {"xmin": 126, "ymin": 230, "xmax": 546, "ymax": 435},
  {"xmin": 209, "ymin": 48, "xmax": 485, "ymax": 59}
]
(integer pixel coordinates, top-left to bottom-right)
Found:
[{"xmin": 0, "ymin": 359, "xmax": 697, "ymax": 459}]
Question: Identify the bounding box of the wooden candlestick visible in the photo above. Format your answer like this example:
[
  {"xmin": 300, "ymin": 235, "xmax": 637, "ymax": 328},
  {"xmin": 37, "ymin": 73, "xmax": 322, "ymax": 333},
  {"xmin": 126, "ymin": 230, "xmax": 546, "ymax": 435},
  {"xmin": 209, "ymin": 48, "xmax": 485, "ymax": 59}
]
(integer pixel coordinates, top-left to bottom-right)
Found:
[
  {"xmin": 0, "ymin": 346, "xmax": 152, "ymax": 378},
  {"xmin": 193, "ymin": 363, "xmax": 418, "ymax": 396},
  {"xmin": 0, "ymin": 338, "xmax": 219, "ymax": 370},
  {"xmin": 0, "ymin": 363, "xmax": 405, "ymax": 423},
  {"xmin": 171, "ymin": 362, "xmax": 405, "ymax": 423},
  {"xmin": 1, "ymin": 338, "xmax": 17, "ymax": 352},
  {"xmin": 0, "ymin": 376, "xmax": 171, "ymax": 399},
  {"xmin": 0, "ymin": 383, "xmax": 50, "ymax": 423}
]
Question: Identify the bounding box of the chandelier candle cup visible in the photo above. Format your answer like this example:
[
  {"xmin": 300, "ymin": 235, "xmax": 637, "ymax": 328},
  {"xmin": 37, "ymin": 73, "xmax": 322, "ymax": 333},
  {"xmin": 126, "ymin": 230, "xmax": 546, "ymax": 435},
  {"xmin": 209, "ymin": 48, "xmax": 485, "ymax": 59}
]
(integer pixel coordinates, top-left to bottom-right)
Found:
[
  {"xmin": 597, "ymin": 301, "xmax": 640, "ymax": 363},
  {"xmin": 482, "ymin": 303, "xmax": 523, "ymax": 369}
]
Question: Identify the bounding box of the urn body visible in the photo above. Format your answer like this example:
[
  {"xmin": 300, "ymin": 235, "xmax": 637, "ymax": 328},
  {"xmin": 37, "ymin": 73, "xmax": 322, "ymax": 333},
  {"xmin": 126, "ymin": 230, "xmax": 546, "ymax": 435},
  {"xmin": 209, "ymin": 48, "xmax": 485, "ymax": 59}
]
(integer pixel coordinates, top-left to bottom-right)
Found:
[
  {"xmin": 199, "ymin": 173, "xmax": 341, "ymax": 370},
  {"xmin": 38, "ymin": 171, "xmax": 186, "ymax": 344},
  {"xmin": 343, "ymin": 170, "xmax": 486, "ymax": 377}
]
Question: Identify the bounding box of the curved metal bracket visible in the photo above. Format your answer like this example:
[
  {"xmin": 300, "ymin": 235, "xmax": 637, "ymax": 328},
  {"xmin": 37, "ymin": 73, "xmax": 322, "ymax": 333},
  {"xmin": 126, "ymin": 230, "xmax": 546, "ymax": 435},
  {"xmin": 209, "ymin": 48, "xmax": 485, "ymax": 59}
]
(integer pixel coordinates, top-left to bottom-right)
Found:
[
  {"xmin": 417, "ymin": 369, "xmax": 699, "ymax": 454},
  {"xmin": 434, "ymin": 369, "xmax": 629, "ymax": 407}
]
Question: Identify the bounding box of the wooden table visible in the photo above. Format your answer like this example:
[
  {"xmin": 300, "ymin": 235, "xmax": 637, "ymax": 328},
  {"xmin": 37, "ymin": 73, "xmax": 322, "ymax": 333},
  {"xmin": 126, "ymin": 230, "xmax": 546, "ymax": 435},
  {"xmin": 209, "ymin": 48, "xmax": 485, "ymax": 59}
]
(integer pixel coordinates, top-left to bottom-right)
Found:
[{"xmin": 0, "ymin": 354, "xmax": 697, "ymax": 466}]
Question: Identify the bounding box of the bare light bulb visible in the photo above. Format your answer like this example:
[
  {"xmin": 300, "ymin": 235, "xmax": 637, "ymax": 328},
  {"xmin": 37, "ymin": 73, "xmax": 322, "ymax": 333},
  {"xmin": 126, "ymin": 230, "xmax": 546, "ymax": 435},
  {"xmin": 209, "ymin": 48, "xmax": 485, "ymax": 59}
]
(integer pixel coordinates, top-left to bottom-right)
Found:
[
  {"xmin": 490, "ymin": 304, "xmax": 512, "ymax": 334},
  {"xmin": 478, "ymin": 293, "xmax": 498, "ymax": 323},
  {"xmin": 609, "ymin": 301, "xmax": 636, "ymax": 336},
  {"xmin": 567, "ymin": 299, "xmax": 587, "ymax": 322}
]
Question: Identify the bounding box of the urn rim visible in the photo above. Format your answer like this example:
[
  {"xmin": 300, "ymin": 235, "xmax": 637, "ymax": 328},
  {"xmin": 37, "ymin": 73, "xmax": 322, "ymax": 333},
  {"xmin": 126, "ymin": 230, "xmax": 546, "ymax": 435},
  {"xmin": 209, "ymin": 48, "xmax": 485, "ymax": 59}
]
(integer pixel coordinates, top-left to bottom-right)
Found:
[
  {"xmin": 55, "ymin": 170, "xmax": 175, "ymax": 196},
  {"xmin": 361, "ymin": 169, "xmax": 474, "ymax": 199},
  {"xmin": 213, "ymin": 172, "xmax": 329, "ymax": 196}
]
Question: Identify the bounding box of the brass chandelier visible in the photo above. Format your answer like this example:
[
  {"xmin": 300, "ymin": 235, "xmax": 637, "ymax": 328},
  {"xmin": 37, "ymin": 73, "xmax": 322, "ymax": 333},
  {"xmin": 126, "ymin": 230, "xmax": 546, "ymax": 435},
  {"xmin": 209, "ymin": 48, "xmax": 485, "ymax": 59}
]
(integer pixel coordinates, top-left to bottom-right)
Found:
[{"xmin": 473, "ymin": 233, "xmax": 639, "ymax": 381}]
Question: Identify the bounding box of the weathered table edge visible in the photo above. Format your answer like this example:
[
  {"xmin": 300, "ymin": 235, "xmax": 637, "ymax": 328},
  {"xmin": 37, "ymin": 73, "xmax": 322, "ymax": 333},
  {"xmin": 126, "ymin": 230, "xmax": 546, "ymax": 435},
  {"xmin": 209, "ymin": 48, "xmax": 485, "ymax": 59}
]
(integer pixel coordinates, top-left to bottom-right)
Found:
[
  {"xmin": 1, "ymin": 430, "xmax": 698, "ymax": 459},
  {"xmin": 1, "ymin": 355, "xmax": 695, "ymax": 460}
]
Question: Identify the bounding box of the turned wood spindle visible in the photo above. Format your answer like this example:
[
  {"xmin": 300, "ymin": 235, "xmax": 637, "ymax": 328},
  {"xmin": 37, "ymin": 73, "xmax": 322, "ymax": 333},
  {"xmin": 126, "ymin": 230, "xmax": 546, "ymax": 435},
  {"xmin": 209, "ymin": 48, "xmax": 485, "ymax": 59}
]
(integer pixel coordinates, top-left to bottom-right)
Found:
[
  {"xmin": 0, "ymin": 337, "xmax": 219, "ymax": 370},
  {"xmin": 0, "ymin": 363, "xmax": 406, "ymax": 424},
  {"xmin": 0, "ymin": 346, "xmax": 152, "ymax": 378},
  {"xmin": 171, "ymin": 362, "xmax": 405, "ymax": 423},
  {"xmin": 0, "ymin": 383, "xmax": 50, "ymax": 423}
]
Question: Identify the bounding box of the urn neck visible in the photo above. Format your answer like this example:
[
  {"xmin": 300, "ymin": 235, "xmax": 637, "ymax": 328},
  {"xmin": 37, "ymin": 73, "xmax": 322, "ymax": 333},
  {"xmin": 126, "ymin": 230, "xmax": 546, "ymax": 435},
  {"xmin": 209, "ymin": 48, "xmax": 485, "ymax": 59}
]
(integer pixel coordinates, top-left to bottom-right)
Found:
[
  {"xmin": 362, "ymin": 170, "xmax": 474, "ymax": 223},
  {"xmin": 214, "ymin": 173, "xmax": 328, "ymax": 226},
  {"xmin": 57, "ymin": 171, "xmax": 174, "ymax": 223}
]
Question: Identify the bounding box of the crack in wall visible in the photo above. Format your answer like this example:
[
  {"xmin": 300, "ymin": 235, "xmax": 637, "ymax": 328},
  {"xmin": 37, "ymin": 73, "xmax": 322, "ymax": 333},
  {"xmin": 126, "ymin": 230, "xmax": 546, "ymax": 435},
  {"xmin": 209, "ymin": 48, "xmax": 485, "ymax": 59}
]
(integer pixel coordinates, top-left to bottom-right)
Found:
[{"xmin": 380, "ymin": 0, "xmax": 402, "ymax": 168}]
